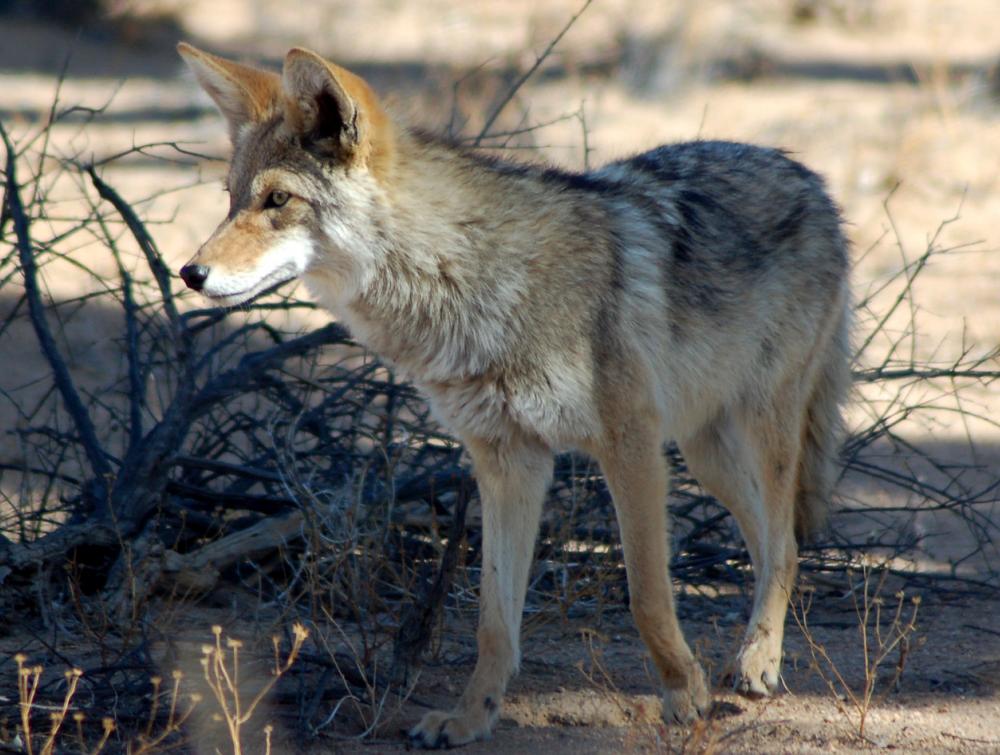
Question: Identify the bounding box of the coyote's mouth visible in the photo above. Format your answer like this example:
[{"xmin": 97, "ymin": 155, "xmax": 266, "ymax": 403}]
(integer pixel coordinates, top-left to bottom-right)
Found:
[
  {"xmin": 190, "ymin": 232, "xmax": 315, "ymax": 307},
  {"xmin": 201, "ymin": 265, "xmax": 301, "ymax": 307}
]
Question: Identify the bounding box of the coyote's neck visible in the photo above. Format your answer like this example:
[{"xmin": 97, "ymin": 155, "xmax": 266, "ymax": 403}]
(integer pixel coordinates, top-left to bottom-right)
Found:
[{"xmin": 334, "ymin": 135, "xmax": 536, "ymax": 383}]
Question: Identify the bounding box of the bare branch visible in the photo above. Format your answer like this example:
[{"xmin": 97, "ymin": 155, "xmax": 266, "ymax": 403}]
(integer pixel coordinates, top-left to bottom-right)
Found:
[
  {"xmin": 1, "ymin": 122, "xmax": 112, "ymax": 491},
  {"xmin": 474, "ymin": 0, "xmax": 594, "ymax": 145},
  {"xmin": 85, "ymin": 165, "xmax": 184, "ymax": 343}
]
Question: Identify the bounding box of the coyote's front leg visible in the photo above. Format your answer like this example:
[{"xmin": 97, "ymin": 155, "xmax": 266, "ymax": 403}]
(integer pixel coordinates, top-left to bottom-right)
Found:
[{"xmin": 410, "ymin": 435, "xmax": 552, "ymax": 749}]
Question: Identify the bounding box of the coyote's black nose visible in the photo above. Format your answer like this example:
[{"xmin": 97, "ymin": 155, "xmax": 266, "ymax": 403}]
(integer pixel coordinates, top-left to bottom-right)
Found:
[{"xmin": 180, "ymin": 264, "xmax": 209, "ymax": 291}]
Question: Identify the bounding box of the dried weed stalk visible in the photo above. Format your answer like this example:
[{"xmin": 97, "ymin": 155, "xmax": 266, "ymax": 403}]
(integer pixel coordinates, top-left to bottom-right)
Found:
[
  {"xmin": 792, "ymin": 562, "xmax": 922, "ymax": 740},
  {"xmin": 200, "ymin": 623, "xmax": 308, "ymax": 755}
]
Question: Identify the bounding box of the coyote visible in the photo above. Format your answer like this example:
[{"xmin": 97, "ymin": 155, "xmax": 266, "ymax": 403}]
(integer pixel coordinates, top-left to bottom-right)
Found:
[{"xmin": 177, "ymin": 44, "xmax": 851, "ymax": 748}]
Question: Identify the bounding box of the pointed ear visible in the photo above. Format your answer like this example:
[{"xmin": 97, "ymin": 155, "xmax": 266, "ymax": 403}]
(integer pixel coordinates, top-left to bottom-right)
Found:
[
  {"xmin": 177, "ymin": 42, "xmax": 281, "ymax": 140},
  {"xmin": 282, "ymin": 48, "xmax": 392, "ymax": 169}
]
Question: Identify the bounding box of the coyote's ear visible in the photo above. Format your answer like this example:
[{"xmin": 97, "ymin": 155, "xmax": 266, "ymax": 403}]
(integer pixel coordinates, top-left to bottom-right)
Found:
[
  {"xmin": 282, "ymin": 48, "xmax": 391, "ymax": 170},
  {"xmin": 177, "ymin": 43, "xmax": 280, "ymax": 140}
]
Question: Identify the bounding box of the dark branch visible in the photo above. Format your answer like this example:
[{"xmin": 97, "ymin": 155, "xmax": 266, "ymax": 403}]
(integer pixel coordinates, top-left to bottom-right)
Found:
[{"xmin": 1, "ymin": 121, "xmax": 112, "ymax": 493}]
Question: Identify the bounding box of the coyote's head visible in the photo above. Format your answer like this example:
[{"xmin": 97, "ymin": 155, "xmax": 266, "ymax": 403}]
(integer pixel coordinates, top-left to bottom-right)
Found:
[{"xmin": 177, "ymin": 44, "xmax": 395, "ymax": 306}]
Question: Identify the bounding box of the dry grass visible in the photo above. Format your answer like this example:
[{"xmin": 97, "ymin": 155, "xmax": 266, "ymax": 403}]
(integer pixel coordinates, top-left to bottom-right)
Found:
[{"xmin": 792, "ymin": 562, "xmax": 922, "ymax": 741}]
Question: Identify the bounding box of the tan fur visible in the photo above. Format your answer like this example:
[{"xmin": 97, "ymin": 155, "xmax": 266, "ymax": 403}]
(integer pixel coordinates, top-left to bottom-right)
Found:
[
  {"xmin": 177, "ymin": 43, "xmax": 281, "ymax": 139},
  {"xmin": 178, "ymin": 44, "xmax": 852, "ymax": 748}
]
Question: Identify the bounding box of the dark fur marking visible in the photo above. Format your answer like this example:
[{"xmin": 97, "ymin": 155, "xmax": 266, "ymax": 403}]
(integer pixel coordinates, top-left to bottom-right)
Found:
[
  {"xmin": 484, "ymin": 696, "xmax": 498, "ymax": 713},
  {"xmin": 661, "ymin": 192, "xmax": 731, "ymax": 317},
  {"xmin": 739, "ymin": 233, "xmax": 770, "ymax": 273},
  {"xmin": 624, "ymin": 191, "xmax": 684, "ymax": 252},
  {"xmin": 591, "ymin": 299, "xmax": 622, "ymax": 395},
  {"xmin": 538, "ymin": 167, "xmax": 621, "ymax": 195},
  {"xmin": 772, "ymin": 200, "xmax": 808, "ymax": 245},
  {"xmin": 759, "ymin": 337, "xmax": 776, "ymax": 367},
  {"xmin": 784, "ymin": 155, "xmax": 818, "ymax": 182},
  {"xmin": 671, "ymin": 225, "xmax": 695, "ymax": 265},
  {"xmin": 676, "ymin": 186, "xmax": 773, "ymax": 275},
  {"xmin": 673, "ymin": 273, "xmax": 730, "ymax": 323},
  {"xmin": 688, "ymin": 283, "xmax": 724, "ymax": 312},
  {"xmin": 677, "ymin": 188, "xmax": 724, "ymax": 215},
  {"xmin": 626, "ymin": 152, "xmax": 682, "ymax": 184},
  {"xmin": 607, "ymin": 231, "xmax": 627, "ymax": 294},
  {"xmin": 675, "ymin": 190, "xmax": 714, "ymax": 240},
  {"xmin": 456, "ymin": 141, "xmax": 622, "ymax": 196}
]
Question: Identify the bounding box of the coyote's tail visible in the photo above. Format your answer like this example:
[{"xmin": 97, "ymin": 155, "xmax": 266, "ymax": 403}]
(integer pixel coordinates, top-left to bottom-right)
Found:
[{"xmin": 794, "ymin": 298, "xmax": 851, "ymax": 542}]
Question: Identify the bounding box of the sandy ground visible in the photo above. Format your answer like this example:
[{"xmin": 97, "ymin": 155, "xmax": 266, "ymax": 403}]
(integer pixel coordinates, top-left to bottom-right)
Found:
[
  {"xmin": 389, "ymin": 594, "xmax": 1000, "ymax": 754},
  {"xmin": 1, "ymin": 1, "xmax": 998, "ymax": 752},
  {"xmin": 4, "ymin": 586, "xmax": 997, "ymax": 753}
]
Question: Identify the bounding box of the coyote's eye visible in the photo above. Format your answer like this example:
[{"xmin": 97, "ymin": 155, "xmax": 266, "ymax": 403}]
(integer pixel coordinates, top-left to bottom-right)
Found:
[{"xmin": 264, "ymin": 190, "xmax": 290, "ymax": 209}]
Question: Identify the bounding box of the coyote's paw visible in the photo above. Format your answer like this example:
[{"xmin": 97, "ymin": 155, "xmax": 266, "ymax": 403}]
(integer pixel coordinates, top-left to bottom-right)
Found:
[
  {"xmin": 734, "ymin": 636, "xmax": 781, "ymax": 698},
  {"xmin": 661, "ymin": 662, "xmax": 710, "ymax": 725},
  {"xmin": 409, "ymin": 703, "xmax": 498, "ymax": 749}
]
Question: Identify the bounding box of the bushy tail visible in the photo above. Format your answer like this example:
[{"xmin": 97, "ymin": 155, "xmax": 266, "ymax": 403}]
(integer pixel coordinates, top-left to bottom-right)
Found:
[{"xmin": 794, "ymin": 300, "xmax": 851, "ymax": 542}]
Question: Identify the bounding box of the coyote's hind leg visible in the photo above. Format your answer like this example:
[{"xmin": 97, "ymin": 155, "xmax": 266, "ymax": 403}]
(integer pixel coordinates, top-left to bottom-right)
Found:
[{"xmin": 679, "ymin": 403, "xmax": 801, "ymax": 698}]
